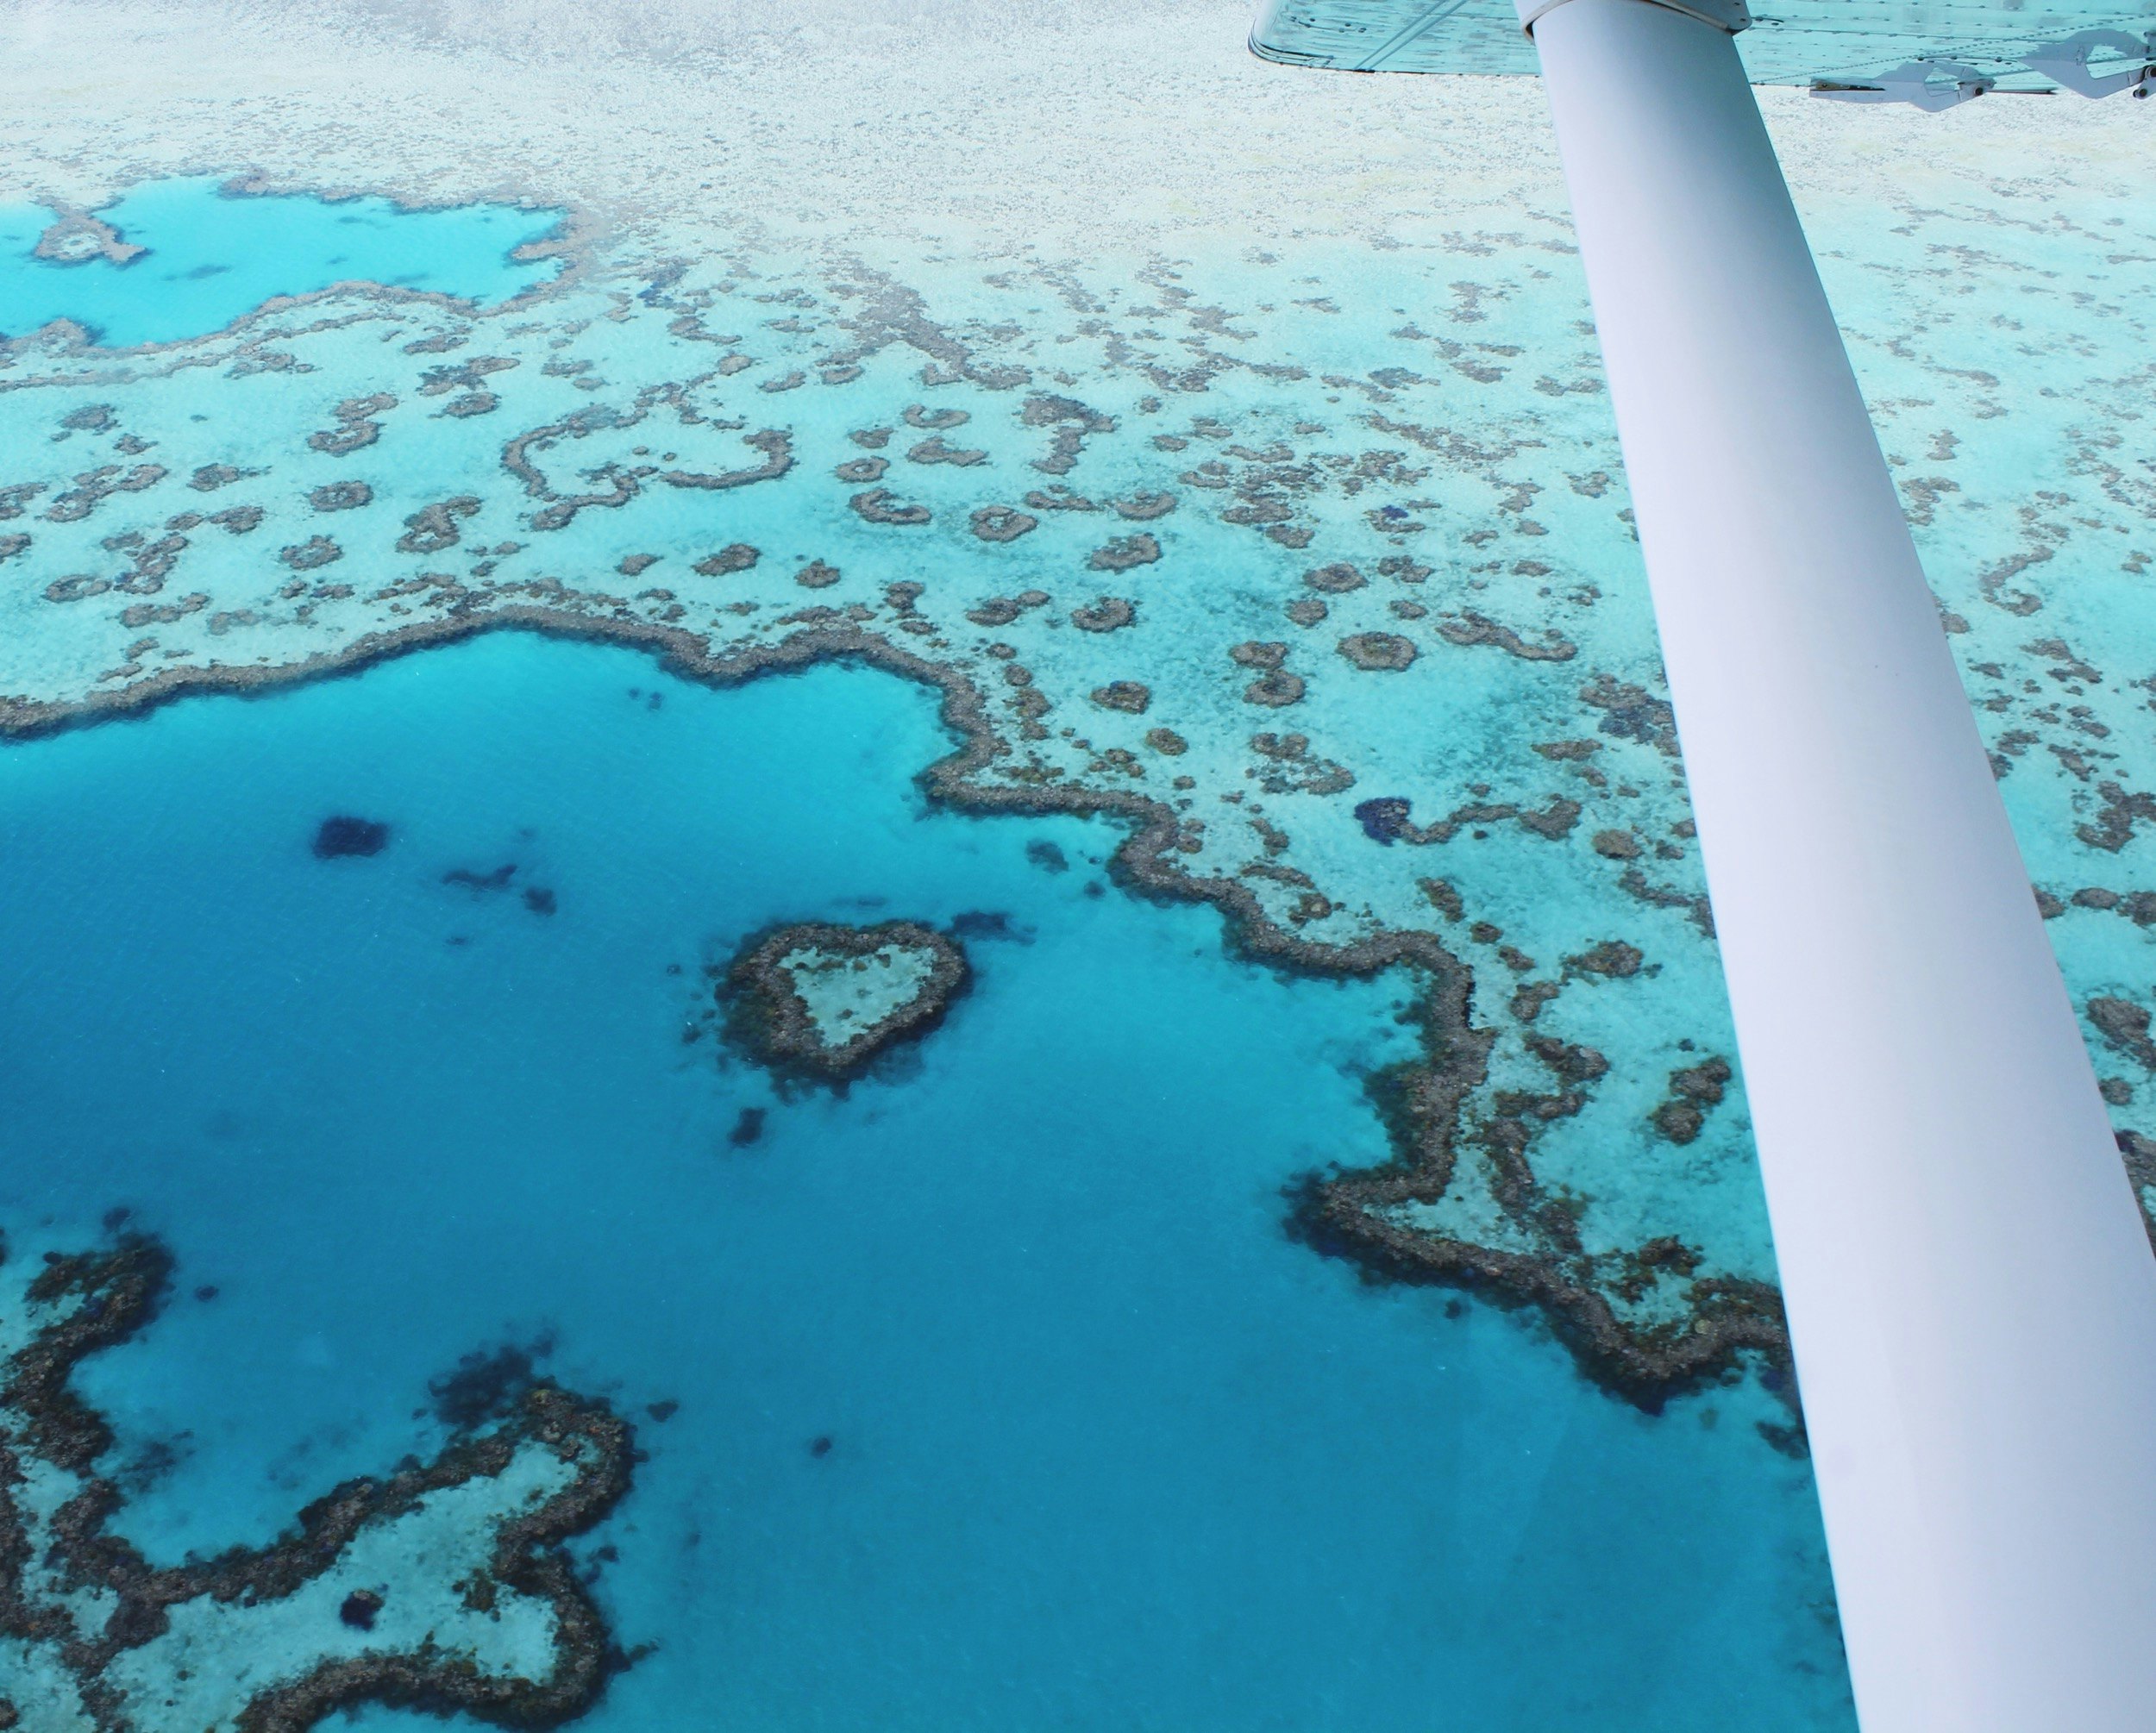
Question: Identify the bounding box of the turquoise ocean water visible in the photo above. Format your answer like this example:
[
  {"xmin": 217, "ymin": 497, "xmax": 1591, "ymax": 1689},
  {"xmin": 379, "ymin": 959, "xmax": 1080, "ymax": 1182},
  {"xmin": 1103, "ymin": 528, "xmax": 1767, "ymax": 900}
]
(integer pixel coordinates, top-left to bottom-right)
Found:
[
  {"xmin": 0, "ymin": 177, "xmax": 559, "ymax": 347},
  {"xmin": 0, "ymin": 631, "xmax": 1846, "ymax": 1728},
  {"xmin": 16, "ymin": 131, "xmax": 2147, "ymax": 1724}
]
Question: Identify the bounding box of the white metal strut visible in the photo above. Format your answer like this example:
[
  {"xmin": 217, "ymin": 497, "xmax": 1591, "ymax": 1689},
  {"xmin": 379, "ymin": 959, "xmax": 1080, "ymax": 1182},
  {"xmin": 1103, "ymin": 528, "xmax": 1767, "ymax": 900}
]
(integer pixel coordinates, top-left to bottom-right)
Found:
[{"xmin": 1519, "ymin": 2, "xmax": 2156, "ymax": 1724}]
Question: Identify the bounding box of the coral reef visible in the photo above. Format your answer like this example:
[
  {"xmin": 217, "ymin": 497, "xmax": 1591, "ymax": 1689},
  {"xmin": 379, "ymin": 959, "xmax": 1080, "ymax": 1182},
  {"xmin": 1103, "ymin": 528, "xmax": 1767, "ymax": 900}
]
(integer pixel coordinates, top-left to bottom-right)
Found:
[
  {"xmin": 30, "ymin": 210, "xmax": 144, "ymax": 267},
  {"xmin": 0, "ymin": 1232, "xmax": 633, "ymax": 1730},
  {"xmin": 0, "ymin": 600, "xmax": 1821, "ymax": 1405},
  {"xmin": 3, "ymin": 150, "xmax": 2151, "ymax": 1430},
  {"xmin": 312, "ymin": 815, "xmax": 391, "ymax": 859},
  {"xmin": 721, "ymin": 917, "xmax": 971, "ymax": 1085}
]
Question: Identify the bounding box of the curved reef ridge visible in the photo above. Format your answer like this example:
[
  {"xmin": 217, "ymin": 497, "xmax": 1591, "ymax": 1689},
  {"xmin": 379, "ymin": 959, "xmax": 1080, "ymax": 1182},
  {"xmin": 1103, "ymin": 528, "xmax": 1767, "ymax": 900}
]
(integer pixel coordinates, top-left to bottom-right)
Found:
[
  {"xmin": 722, "ymin": 917, "xmax": 970, "ymax": 1085},
  {"xmin": 1282, "ymin": 1021, "xmax": 1796, "ymax": 1422},
  {"xmin": 12, "ymin": 203, "xmax": 2144, "ymax": 1429},
  {"xmin": 0, "ymin": 603, "xmax": 1789, "ymax": 1412},
  {"xmin": 0, "ymin": 1232, "xmax": 633, "ymax": 1731}
]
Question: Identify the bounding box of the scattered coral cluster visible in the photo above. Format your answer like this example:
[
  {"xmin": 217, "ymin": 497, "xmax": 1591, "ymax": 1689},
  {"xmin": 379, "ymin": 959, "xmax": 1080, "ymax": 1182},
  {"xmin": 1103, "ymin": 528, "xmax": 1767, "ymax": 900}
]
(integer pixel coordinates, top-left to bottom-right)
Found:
[{"xmin": 1, "ymin": 147, "xmax": 2150, "ymax": 1423}]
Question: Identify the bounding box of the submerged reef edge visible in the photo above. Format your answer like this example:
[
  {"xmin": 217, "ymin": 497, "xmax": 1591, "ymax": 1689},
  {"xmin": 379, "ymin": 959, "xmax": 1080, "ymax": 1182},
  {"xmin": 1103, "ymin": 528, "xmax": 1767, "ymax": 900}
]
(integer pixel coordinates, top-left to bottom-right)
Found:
[
  {"xmin": 1, "ymin": 1232, "xmax": 635, "ymax": 1730},
  {"xmin": 0, "ymin": 607, "xmax": 1791, "ymax": 1417},
  {"xmin": 720, "ymin": 918, "xmax": 973, "ymax": 1087}
]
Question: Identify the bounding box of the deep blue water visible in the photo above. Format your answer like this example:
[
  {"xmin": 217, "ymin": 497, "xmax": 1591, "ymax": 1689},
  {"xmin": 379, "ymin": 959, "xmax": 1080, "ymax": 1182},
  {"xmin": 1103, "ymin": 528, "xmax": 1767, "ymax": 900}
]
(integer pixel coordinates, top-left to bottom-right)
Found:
[
  {"xmin": 0, "ymin": 632, "xmax": 1851, "ymax": 1729},
  {"xmin": 0, "ymin": 176, "xmax": 561, "ymax": 347}
]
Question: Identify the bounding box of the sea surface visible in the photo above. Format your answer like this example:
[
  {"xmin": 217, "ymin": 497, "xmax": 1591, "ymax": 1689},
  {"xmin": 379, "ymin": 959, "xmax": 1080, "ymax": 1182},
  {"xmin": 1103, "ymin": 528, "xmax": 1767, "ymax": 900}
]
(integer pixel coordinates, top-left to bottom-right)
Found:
[
  {"xmin": 0, "ymin": 632, "xmax": 1846, "ymax": 1729},
  {"xmin": 0, "ymin": 9, "xmax": 2149, "ymax": 1722},
  {"xmin": 0, "ymin": 176, "xmax": 560, "ymax": 347}
]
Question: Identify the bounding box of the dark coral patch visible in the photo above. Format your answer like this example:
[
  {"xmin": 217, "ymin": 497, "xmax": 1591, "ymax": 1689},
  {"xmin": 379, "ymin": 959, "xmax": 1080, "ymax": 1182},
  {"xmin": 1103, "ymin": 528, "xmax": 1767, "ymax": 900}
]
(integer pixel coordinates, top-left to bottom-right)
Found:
[
  {"xmin": 1087, "ymin": 534, "xmax": 1160, "ymax": 572},
  {"xmin": 1354, "ymin": 798, "xmax": 1414, "ymax": 844},
  {"xmin": 849, "ymin": 487, "xmax": 931, "ymax": 526},
  {"xmin": 1338, "ymin": 632, "xmax": 1418, "ymax": 672},
  {"xmin": 1070, "ymin": 597, "xmax": 1134, "ymax": 634},
  {"xmin": 1243, "ymin": 670, "xmax": 1305, "ymax": 708},
  {"xmin": 429, "ymin": 1337, "xmax": 555, "ymax": 1430},
  {"xmin": 969, "ymin": 506, "xmax": 1038, "ymax": 542},
  {"xmin": 1090, "ymin": 681, "xmax": 1150, "ymax": 714},
  {"xmin": 693, "ymin": 543, "xmax": 761, "ymax": 576},
  {"xmin": 313, "ymin": 816, "xmax": 391, "ymax": 859},
  {"xmin": 720, "ymin": 919, "xmax": 970, "ymax": 1087},
  {"xmin": 445, "ymin": 864, "xmax": 516, "ymax": 891},
  {"xmin": 1304, "ymin": 562, "xmax": 1366, "ymax": 593},
  {"xmin": 280, "ymin": 535, "xmax": 343, "ymax": 572}
]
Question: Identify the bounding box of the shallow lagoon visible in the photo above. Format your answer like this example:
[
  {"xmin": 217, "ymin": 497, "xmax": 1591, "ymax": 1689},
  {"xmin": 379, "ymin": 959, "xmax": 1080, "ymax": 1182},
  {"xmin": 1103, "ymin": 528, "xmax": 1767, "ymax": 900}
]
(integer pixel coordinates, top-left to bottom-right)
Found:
[
  {"xmin": 0, "ymin": 175, "xmax": 561, "ymax": 347},
  {"xmin": 0, "ymin": 631, "xmax": 1852, "ymax": 1729}
]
